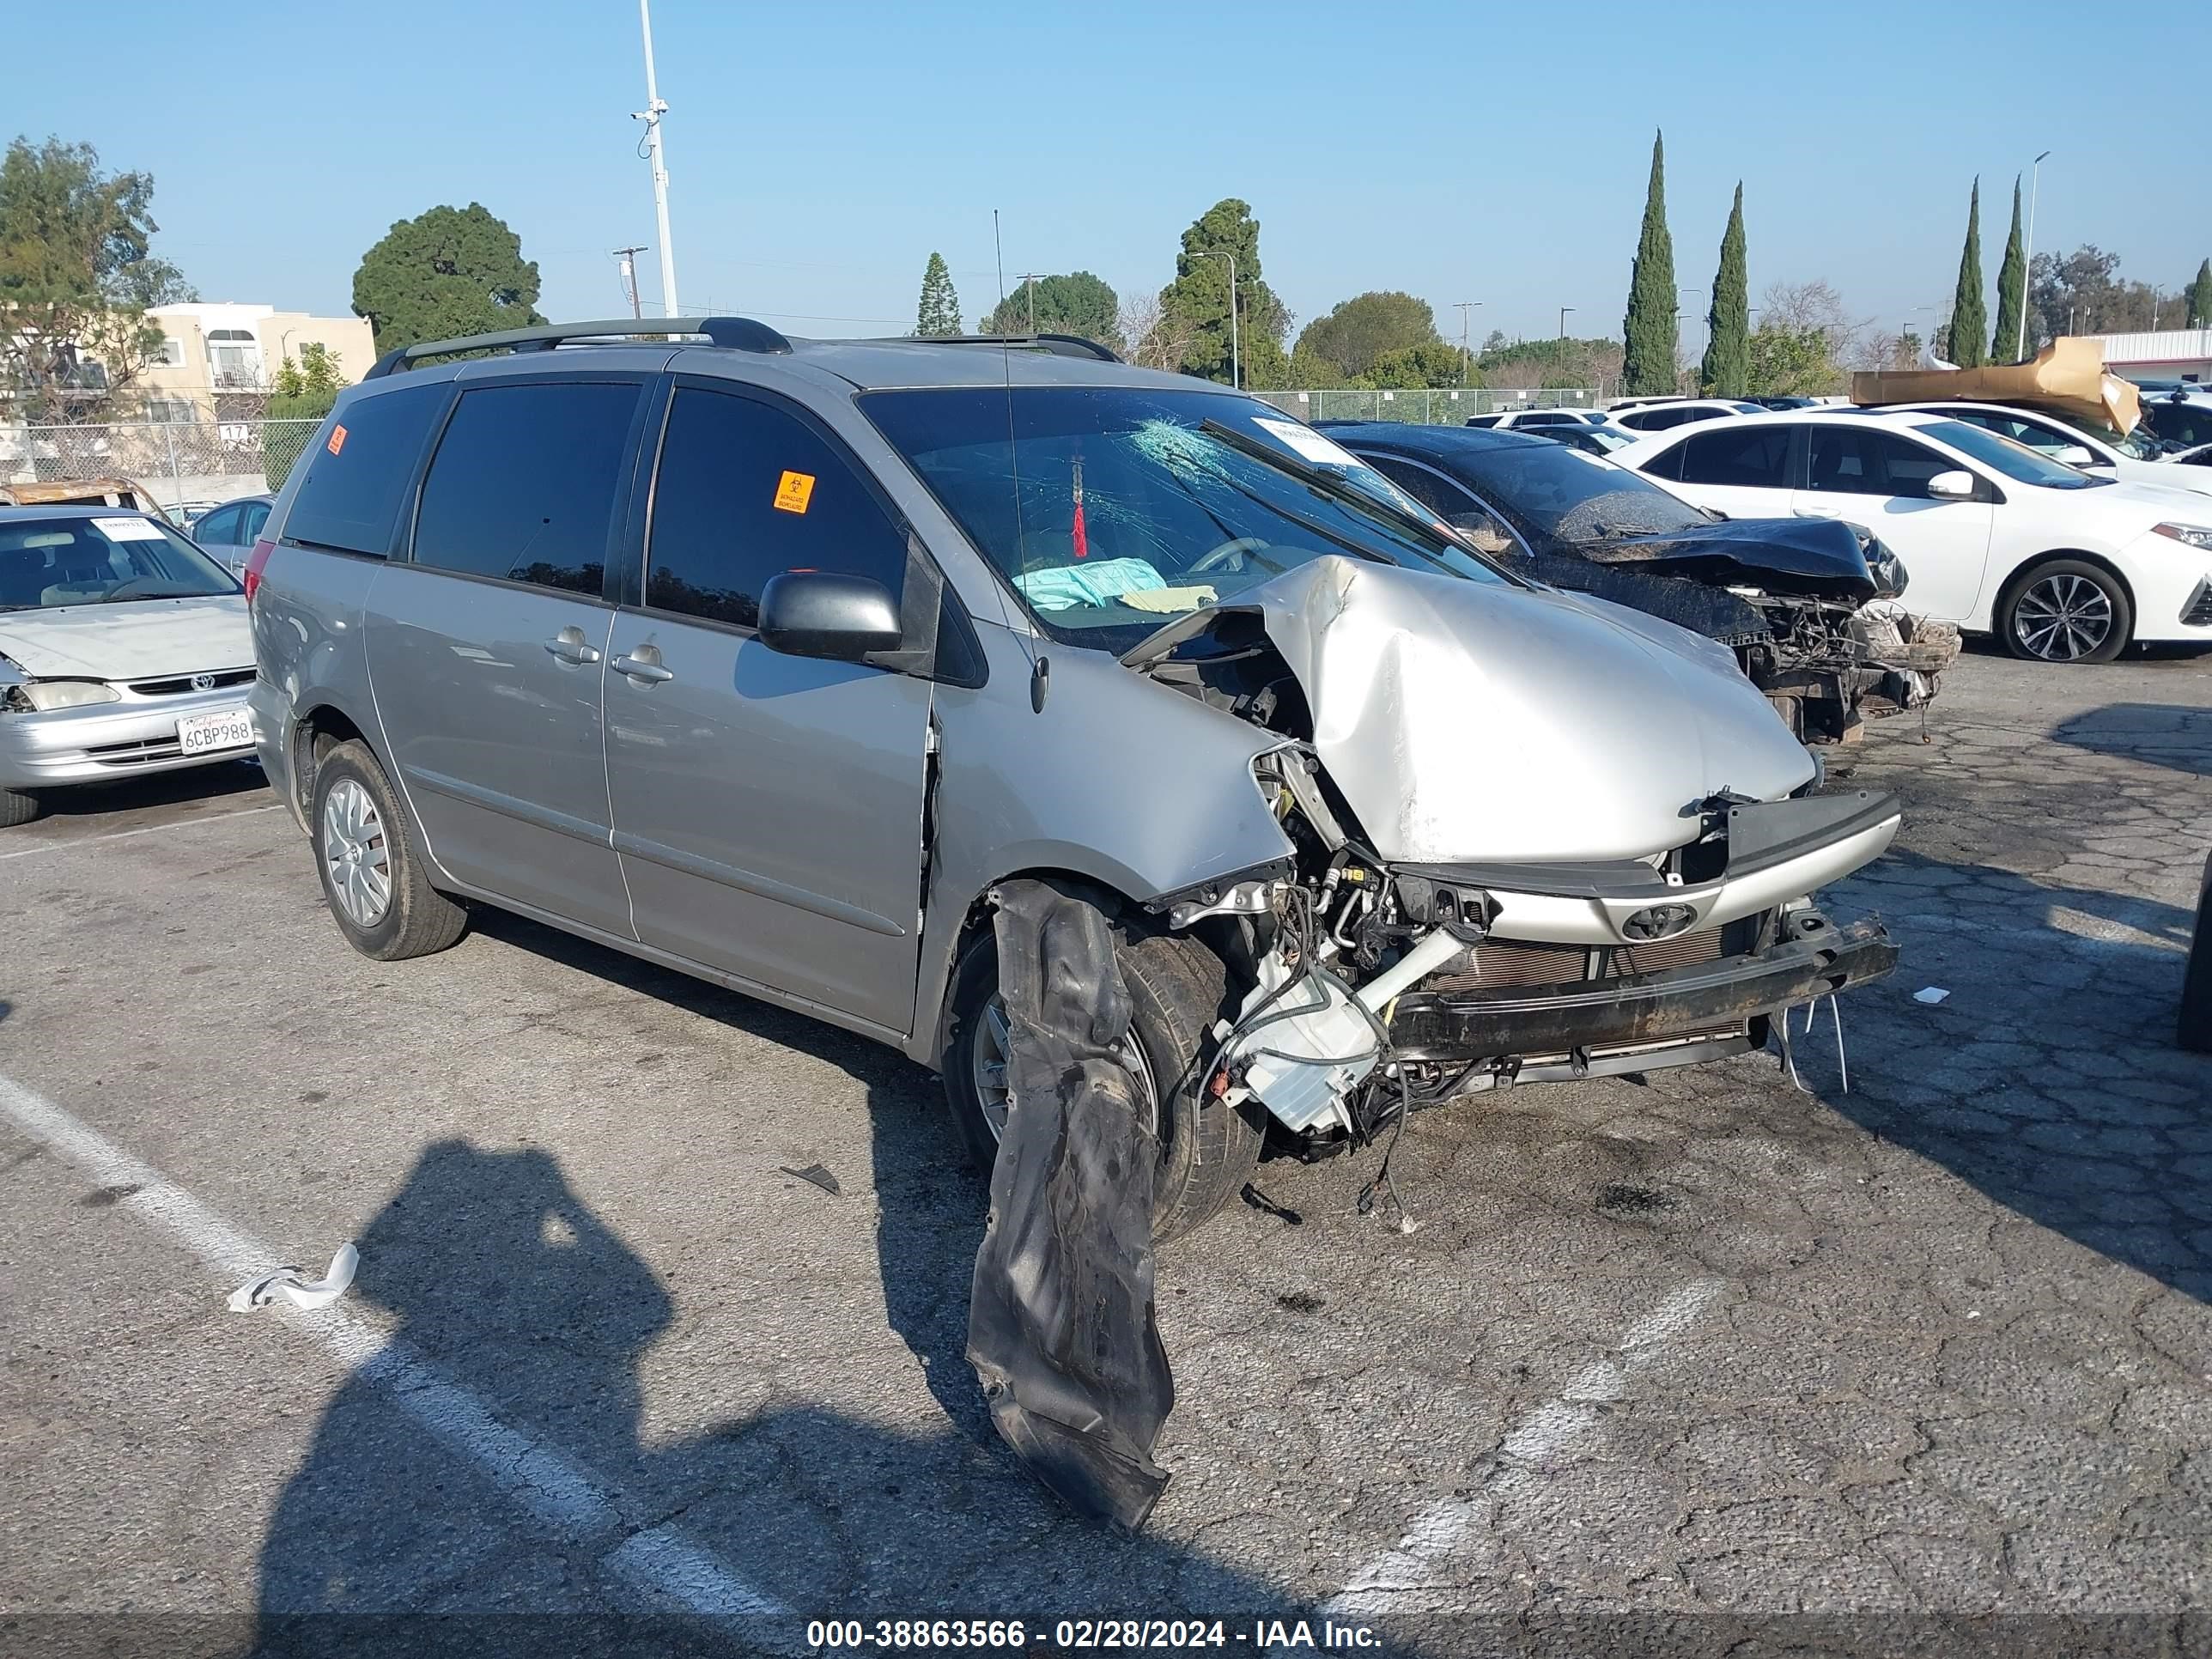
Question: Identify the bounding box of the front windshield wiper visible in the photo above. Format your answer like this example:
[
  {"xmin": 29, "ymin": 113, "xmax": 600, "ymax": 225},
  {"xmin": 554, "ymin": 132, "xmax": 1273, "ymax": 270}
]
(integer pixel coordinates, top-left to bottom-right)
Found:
[{"xmin": 1195, "ymin": 418, "xmax": 1516, "ymax": 577}]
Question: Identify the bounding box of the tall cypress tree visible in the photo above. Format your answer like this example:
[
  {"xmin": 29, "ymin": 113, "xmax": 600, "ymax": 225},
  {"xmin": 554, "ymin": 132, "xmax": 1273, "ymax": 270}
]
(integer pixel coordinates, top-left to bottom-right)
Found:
[
  {"xmin": 1699, "ymin": 182, "xmax": 1749, "ymax": 397},
  {"xmin": 1990, "ymin": 176, "xmax": 2027, "ymax": 362},
  {"xmin": 1621, "ymin": 131, "xmax": 1678, "ymax": 396},
  {"xmin": 2189, "ymin": 258, "xmax": 2212, "ymax": 328},
  {"xmin": 915, "ymin": 252, "xmax": 962, "ymax": 337},
  {"xmin": 1948, "ymin": 179, "xmax": 1987, "ymax": 368}
]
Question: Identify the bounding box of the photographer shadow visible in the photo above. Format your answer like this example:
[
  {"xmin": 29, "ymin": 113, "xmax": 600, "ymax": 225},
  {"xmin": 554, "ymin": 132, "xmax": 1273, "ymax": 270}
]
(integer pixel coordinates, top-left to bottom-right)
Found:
[{"xmin": 252, "ymin": 921, "xmax": 1297, "ymax": 1656}]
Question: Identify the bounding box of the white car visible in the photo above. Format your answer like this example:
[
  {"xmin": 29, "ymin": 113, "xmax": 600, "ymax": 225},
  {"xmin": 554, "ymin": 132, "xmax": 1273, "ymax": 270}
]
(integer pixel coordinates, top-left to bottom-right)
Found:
[
  {"xmin": 1614, "ymin": 410, "xmax": 2212, "ymax": 664},
  {"xmin": 1464, "ymin": 407, "xmax": 1612, "ymax": 432},
  {"xmin": 1855, "ymin": 401, "xmax": 2212, "ymax": 501},
  {"xmin": 0, "ymin": 506, "xmax": 255, "ymax": 825},
  {"xmin": 1611, "ymin": 398, "xmax": 1770, "ymax": 434}
]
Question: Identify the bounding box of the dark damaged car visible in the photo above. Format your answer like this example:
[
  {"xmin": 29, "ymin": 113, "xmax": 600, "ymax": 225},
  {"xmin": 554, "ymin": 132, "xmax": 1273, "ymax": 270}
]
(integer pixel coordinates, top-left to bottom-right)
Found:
[{"xmin": 1320, "ymin": 422, "xmax": 1962, "ymax": 744}]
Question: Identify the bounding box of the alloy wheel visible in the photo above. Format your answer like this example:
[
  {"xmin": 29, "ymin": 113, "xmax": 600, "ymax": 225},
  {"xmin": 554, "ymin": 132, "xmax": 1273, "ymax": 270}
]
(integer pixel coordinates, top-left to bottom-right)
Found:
[
  {"xmin": 321, "ymin": 778, "xmax": 393, "ymax": 928},
  {"xmin": 2012, "ymin": 573, "xmax": 2114, "ymax": 662}
]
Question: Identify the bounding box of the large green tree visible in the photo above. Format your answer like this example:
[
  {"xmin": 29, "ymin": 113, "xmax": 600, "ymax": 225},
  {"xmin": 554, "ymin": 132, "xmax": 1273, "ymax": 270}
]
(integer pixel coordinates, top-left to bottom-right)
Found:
[
  {"xmin": 915, "ymin": 252, "xmax": 961, "ymax": 337},
  {"xmin": 2189, "ymin": 258, "xmax": 2212, "ymax": 328},
  {"xmin": 1620, "ymin": 131, "xmax": 1677, "ymax": 396},
  {"xmin": 1948, "ymin": 179, "xmax": 1987, "ymax": 368},
  {"xmin": 1365, "ymin": 340, "xmax": 1471, "ymax": 390},
  {"xmin": 351, "ymin": 204, "xmax": 544, "ymax": 352},
  {"xmin": 2027, "ymin": 245, "xmax": 2164, "ymax": 339},
  {"xmin": 0, "ymin": 136, "xmax": 195, "ymax": 422},
  {"xmin": 1292, "ymin": 291, "xmax": 1439, "ymax": 381},
  {"xmin": 1698, "ymin": 182, "xmax": 1749, "ymax": 397},
  {"xmin": 1157, "ymin": 198, "xmax": 1290, "ymax": 386},
  {"xmin": 981, "ymin": 270, "xmax": 1118, "ymax": 346},
  {"xmin": 1990, "ymin": 176, "xmax": 2027, "ymax": 362}
]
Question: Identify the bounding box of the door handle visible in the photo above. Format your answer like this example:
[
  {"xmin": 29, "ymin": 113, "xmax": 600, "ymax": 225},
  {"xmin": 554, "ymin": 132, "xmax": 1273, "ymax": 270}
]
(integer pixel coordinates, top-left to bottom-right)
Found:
[
  {"xmin": 543, "ymin": 626, "xmax": 602, "ymax": 665},
  {"xmin": 612, "ymin": 652, "xmax": 674, "ymax": 684}
]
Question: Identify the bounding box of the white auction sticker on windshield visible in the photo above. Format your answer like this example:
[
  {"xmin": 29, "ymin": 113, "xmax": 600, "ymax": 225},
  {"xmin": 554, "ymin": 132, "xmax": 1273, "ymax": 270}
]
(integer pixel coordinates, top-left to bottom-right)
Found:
[
  {"xmin": 94, "ymin": 516, "xmax": 167, "ymax": 541},
  {"xmin": 1254, "ymin": 417, "xmax": 1362, "ymax": 470}
]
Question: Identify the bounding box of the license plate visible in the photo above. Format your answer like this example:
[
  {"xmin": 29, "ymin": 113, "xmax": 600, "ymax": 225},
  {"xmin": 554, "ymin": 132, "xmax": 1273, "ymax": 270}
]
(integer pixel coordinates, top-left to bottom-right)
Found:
[{"xmin": 177, "ymin": 707, "xmax": 253, "ymax": 757}]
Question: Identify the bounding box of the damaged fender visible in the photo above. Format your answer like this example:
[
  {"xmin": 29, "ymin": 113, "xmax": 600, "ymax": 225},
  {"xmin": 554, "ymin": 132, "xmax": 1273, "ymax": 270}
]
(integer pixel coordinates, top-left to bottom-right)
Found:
[{"xmin": 968, "ymin": 880, "xmax": 1175, "ymax": 1529}]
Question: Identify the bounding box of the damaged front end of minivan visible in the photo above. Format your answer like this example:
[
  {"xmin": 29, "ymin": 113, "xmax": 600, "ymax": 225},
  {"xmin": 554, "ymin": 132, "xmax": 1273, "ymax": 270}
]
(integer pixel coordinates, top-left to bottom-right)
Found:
[{"xmin": 1121, "ymin": 555, "xmax": 1900, "ymax": 1152}]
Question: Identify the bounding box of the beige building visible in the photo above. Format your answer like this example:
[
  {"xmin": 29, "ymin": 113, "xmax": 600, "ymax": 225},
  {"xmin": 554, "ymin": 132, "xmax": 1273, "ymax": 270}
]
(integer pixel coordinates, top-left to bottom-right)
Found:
[{"xmin": 136, "ymin": 301, "xmax": 376, "ymax": 423}]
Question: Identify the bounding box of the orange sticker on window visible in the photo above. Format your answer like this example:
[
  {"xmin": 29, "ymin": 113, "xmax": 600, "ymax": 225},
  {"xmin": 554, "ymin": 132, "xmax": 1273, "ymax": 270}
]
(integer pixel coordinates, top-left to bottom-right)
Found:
[
  {"xmin": 325, "ymin": 424, "xmax": 348, "ymax": 456},
  {"xmin": 773, "ymin": 470, "xmax": 816, "ymax": 514}
]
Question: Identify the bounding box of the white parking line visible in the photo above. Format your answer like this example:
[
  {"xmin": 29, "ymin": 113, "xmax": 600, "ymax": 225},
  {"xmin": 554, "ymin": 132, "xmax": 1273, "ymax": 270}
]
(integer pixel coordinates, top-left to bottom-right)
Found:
[
  {"xmin": 0, "ymin": 803, "xmax": 284, "ymax": 861},
  {"xmin": 0, "ymin": 1073, "xmax": 787, "ymax": 1632},
  {"xmin": 1310, "ymin": 1278, "xmax": 1727, "ymax": 1625}
]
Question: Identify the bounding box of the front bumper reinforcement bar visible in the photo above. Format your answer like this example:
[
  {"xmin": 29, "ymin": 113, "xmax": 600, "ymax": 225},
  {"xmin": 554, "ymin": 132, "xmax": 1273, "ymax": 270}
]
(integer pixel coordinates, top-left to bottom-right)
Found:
[{"xmin": 1386, "ymin": 918, "xmax": 1897, "ymax": 1059}]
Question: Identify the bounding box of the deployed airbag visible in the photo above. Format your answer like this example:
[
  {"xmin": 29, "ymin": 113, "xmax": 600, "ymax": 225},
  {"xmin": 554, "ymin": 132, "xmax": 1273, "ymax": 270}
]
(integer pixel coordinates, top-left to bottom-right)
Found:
[{"xmin": 967, "ymin": 881, "xmax": 1175, "ymax": 1530}]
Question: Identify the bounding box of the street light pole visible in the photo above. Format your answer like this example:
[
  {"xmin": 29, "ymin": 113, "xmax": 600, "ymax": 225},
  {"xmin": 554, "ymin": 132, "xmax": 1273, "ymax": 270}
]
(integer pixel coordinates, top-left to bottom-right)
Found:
[
  {"xmin": 1196, "ymin": 251, "xmax": 1239, "ymax": 389},
  {"xmin": 632, "ymin": 0, "xmax": 679, "ymax": 317},
  {"xmin": 2020, "ymin": 149, "xmax": 2050, "ymax": 357},
  {"xmin": 1454, "ymin": 301, "xmax": 1479, "ymax": 386},
  {"xmin": 1557, "ymin": 306, "xmax": 1576, "ymax": 382},
  {"xmin": 1017, "ymin": 273, "xmax": 1043, "ymax": 334}
]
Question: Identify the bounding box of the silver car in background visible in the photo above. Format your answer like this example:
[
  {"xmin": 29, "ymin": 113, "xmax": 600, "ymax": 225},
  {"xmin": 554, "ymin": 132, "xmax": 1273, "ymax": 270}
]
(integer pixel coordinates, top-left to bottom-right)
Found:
[
  {"xmin": 249, "ymin": 318, "xmax": 1901, "ymax": 1238},
  {"xmin": 0, "ymin": 507, "xmax": 256, "ymax": 827},
  {"xmin": 189, "ymin": 493, "xmax": 276, "ymax": 574}
]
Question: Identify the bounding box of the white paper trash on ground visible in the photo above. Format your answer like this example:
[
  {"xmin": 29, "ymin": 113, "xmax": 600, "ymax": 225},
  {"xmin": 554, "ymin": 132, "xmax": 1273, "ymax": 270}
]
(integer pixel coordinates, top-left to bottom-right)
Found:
[{"xmin": 228, "ymin": 1243, "xmax": 358, "ymax": 1312}]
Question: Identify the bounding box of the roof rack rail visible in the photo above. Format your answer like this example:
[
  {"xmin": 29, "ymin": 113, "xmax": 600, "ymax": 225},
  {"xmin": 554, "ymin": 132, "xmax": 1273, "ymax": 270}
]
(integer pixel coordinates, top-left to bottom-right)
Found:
[
  {"xmin": 363, "ymin": 315, "xmax": 794, "ymax": 379},
  {"xmin": 887, "ymin": 332, "xmax": 1122, "ymax": 364}
]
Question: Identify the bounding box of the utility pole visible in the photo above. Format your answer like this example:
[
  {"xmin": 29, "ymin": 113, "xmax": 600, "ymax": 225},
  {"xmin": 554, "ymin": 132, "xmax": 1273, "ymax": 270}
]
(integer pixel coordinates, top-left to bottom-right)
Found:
[
  {"xmin": 632, "ymin": 0, "xmax": 678, "ymax": 316},
  {"xmin": 1453, "ymin": 301, "xmax": 1480, "ymax": 386},
  {"xmin": 1018, "ymin": 273, "xmax": 1044, "ymax": 334},
  {"xmin": 2020, "ymin": 149, "xmax": 2051, "ymax": 359},
  {"xmin": 611, "ymin": 246, "xmax": 648, "ymax": 319}
]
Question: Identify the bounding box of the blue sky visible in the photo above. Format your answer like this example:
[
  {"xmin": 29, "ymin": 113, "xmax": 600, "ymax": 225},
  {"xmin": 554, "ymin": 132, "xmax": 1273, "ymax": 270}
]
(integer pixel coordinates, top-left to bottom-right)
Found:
[{"xmin": 15, "ymin": 1, "xmax": 2209, "ymax": 351}]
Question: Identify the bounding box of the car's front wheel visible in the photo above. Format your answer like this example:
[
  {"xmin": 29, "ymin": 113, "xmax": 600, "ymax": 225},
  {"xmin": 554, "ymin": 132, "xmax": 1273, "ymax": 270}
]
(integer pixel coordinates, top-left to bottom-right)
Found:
[
  {"xmin": 2001, "ymin": 559, "xmax": 2132, "ymax": 664},
  {"xmin": 942, "ymin": 922, "xmax": 1265, "ymax": 1243},
  {"xmin": 0, "ymin": 787, "xmax": 40, "ymax": 829},
  {"xmin": 309, "ymin": 739, "xmax": 468, "ymax": 961}
]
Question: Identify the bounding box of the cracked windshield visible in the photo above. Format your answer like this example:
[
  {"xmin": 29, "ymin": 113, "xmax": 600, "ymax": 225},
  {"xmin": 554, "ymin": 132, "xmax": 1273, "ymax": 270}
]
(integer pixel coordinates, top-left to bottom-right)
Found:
[{"xmin": 861, "ymin": 384, "xmax": 1505, "ymax": 652}]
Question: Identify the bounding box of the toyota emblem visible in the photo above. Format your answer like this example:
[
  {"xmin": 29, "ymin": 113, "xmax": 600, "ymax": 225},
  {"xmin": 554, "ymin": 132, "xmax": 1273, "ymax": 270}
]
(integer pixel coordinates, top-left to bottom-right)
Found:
[{"xmin": 191, "ymin": 673, "xmax": 216, "ymax": 692}]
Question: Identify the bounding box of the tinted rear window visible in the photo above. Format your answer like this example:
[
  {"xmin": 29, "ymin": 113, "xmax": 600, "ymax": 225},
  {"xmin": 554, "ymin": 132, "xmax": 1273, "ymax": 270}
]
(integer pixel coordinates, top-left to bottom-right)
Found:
[
  {"xmin": 281, "ymin": 382, "xmax": 447, "ymax": 556},
  {"xmin": 411, "ymin": 381, "xmax": 642, "ymax": 595}
]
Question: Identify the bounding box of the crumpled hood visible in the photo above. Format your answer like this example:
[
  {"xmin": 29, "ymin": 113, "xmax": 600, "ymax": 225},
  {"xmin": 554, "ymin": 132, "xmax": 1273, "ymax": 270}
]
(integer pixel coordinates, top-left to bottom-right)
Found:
[
  {"xmin": 1576, "ymin": 515, "xmax": 1881, "ymax": 599},
  {"xmin": 1127, "ymin": 556, "xmax": 1814, "ymax": 864},
  {"xmin": 0, "ymin": 595, "xmax": 252, "ymax": 680}
]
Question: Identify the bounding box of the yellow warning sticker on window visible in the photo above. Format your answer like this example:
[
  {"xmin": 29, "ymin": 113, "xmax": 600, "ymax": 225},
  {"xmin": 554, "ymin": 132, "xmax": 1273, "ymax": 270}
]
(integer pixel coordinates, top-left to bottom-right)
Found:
[
  {"xmin": 325, "ymin": 424, "xmax": 348, "ymax": 456},
  {"xmin": 773, "ymin": 470, "xmax": 816, "ymax": 514}
]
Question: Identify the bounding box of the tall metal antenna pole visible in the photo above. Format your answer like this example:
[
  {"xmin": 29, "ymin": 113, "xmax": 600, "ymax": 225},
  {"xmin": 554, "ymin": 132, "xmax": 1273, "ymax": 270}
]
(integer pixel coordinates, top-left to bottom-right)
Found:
[
  {"xmin": 993, "ymin": 210, "xmax": 1006, "ymax": 306},
  {"xmin": 633, "ymin": 0, "xmax": 679, "ymax": 316},
  {"xmin": 611, "ymin": 246, "xmax": 648, "ymax": 319}
]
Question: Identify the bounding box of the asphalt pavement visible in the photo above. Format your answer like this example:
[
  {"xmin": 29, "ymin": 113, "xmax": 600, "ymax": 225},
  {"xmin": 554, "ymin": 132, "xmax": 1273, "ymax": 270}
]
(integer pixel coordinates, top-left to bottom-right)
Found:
[{"xmin": 1, "ymin": 645, "xmax": 2208, "ymax": 1659}]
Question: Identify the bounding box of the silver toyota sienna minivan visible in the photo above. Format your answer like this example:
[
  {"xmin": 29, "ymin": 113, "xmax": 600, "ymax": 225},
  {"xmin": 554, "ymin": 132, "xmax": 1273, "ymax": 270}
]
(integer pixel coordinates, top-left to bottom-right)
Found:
[{"xmin": 249, "ymin": 318, "xmax": 1899, "ymax": 1238}]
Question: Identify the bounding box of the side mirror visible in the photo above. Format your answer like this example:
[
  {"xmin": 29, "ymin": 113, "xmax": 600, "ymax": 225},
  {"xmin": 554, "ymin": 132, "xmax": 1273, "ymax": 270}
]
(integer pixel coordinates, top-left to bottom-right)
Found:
[
  {"xmin": 1926, "ymin": 469, "xmax": 1977, "ymax": 501},
  {"xmin": 757, "ymin": 570, "xmax": 902, "ymax": 663},
  {"xmin": 2054, "ymin": 444, "xmax": 2095, "ymax": 467}
]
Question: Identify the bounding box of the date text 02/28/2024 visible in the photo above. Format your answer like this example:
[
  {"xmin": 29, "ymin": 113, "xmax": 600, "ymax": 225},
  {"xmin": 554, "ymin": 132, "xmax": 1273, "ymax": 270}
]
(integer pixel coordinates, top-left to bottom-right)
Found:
[{"xmin": 803, "ymin": 1619, "xmax": 1381, "ymax": 1650}]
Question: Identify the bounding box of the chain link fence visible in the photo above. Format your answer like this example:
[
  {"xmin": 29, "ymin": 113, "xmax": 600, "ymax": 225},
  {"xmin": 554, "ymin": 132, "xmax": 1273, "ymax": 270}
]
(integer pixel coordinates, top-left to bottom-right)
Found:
[
  {"xmin": 3, "ymin": 418, "xmax": 325, "ymax": 518},
  {"xmin": 1250, "ymin": 386, "xmax": 1601, "ymax": 425},
  {"xmin": 3, "ymin": 389, "xmax": 1601, "ymax": 524}
]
